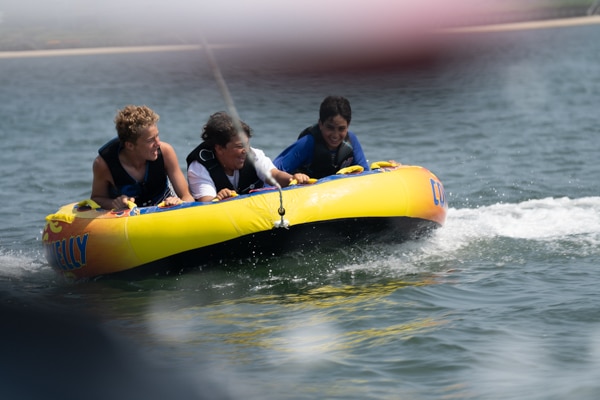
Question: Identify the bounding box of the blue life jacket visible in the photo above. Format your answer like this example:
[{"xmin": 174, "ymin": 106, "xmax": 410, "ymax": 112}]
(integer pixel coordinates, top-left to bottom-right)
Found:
[{"xmin": 296, "ymin": 124, "xmax": 354, "ymax": 178}]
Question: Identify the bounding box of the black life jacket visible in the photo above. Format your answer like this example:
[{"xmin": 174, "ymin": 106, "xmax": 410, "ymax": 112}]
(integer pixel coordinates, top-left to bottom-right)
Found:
[
  {"xmin": 296, "ymin": 124, "xmax": 354, "ymax": 178},
  {"xmin": 186, "ymin": 142, "xmax": 264, "ymax": 195},
  {"xmin": 98, "ymin": 137, "xmax": 171, "ymax": 207}
]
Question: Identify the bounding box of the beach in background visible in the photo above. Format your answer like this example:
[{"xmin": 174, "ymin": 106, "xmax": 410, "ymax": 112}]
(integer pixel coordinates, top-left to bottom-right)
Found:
[{"xmin": 1, "ymin": 0, "xmax": 597, "ymax": 53}]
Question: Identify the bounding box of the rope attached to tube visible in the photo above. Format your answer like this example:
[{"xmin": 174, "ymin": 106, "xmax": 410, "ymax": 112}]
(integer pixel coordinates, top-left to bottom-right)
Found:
[{"xmin": 201, "ymin": 38, "xmax": 288, "ymax": 228}]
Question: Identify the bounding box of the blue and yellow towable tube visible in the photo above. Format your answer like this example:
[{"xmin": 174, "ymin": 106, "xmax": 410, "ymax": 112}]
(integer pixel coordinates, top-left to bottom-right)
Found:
[{"xmin": 42, "ymin": 164, "xmax": 447, "ymax": 279}]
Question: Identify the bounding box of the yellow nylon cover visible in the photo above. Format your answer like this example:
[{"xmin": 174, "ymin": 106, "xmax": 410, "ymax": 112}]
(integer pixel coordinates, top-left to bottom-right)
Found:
[{"xmin": 42, "ymin": 166, "xmax": 447, "ymax": 279}]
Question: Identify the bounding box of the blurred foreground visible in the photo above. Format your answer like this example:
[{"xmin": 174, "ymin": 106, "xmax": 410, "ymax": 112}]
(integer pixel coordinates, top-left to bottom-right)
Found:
[{"xmin": 0, "ymin": 1, "xmax": 594, "ymax": 51}]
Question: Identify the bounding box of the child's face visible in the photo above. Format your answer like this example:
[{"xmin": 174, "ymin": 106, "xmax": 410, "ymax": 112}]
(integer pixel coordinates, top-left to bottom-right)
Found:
[{"xmin": 319, "ymin": 115, "xmax": 349, "ymax": 150}]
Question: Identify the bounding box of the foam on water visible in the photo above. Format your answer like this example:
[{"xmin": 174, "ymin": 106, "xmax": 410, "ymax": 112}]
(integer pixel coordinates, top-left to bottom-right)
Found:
[
  {"xmin": 338, "ymin": 196, "xmax": 600, "ymax": 277},
  {"xmin": 449, "ymin": 196, "xmax": 600, "ymax": 239},
  {"xmin": 427, "ymin": 196, "xmax": 600, "ymax": 258},
  {"xmin": 0, "ymin": 249, "xmax": 46, "ymax": 279}
]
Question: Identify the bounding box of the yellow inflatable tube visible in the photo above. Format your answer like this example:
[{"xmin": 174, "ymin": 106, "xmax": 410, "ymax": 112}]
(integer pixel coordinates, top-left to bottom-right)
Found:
[{"xmin": 42, "ymin": 165, "xmax": 447, "ymax": 279}]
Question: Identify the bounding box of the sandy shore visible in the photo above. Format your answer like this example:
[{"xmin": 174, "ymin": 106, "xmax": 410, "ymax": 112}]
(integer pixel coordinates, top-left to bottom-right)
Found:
[
  {"xmin": 1, "ymin": 16, "xmax": 599, "ymax": 59},
  {"xmin": 0, "ymin": 43, "xmax": 242, "ymax": 59},
  {"xmin": 442, "ymin": 14, "xmax": 600, "ymax": 33}
]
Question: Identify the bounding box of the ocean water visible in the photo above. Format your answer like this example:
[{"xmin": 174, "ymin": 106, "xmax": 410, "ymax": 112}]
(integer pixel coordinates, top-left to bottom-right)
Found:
[{"xmin": 1, "ymin": 21, "xmax": 600, "ymax": 399}]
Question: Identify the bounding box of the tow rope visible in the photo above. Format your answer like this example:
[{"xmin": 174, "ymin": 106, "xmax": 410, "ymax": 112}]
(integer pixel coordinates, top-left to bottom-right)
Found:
[{"xmin": 202, "ymin": 37, "xmax": 289, "ymax": 229}]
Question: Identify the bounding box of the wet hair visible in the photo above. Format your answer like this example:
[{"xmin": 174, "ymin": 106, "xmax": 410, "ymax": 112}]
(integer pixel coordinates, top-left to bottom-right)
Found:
[
  {"xmin": 114, "ymin": 105, "xmax": 159, "ymax": 144},
  {"xmin": 319, "ymin": 96, "xmax": 352, "ymax": 125},
  {"xmin": 201, "ymin": 111, "xmax": 252, "ymax": 148}
]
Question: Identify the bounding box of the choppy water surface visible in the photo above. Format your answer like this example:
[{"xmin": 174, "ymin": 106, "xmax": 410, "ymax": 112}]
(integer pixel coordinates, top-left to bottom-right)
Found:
[{"xmin": 1, "ymin": 22, "xmax": 599, "ymax": 399}]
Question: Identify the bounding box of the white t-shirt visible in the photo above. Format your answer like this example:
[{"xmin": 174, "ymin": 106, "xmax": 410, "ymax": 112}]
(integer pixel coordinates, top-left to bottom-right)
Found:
[{"xmin": 187, "ymin": 147, "xmax": 276, "ymax": 200}]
